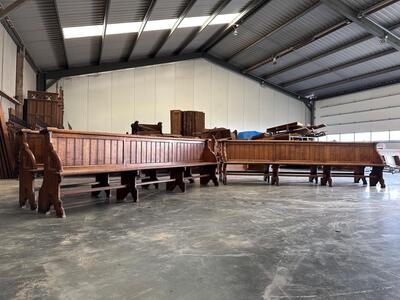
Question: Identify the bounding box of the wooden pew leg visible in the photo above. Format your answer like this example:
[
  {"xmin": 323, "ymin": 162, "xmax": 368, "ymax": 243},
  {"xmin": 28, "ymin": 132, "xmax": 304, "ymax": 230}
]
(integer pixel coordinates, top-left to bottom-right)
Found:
[
  {"xmin": 222, "ymin": 163, "xmax": 227, "ymax": 185},
  {"xmin": 263, "ymin": 164, "xmax": 270, "ymax": 183},
  {"xmin": 116, "ymin": 171, "xmax": 138, "ymax": 202},
  {"xmin": 184, "ymin": 167, "xmax": 195, "ymax": 183},
  {"xmin": 38, "ymin": 172, "xmax": 64, "ymax": 217},
  {"xmin": 91, "ymin": 173, "xmax": 110, "ymax": 197},
  {"xmin": 19, "ymin": 171, "xmax": 37, "ymax": 210},
  {"xmin": 166, "ymin": 168, "xmax": 185, "ymax": 192},
  {"xmin": 309, "ymin": 166, "xmax": 318, "ymax": 184},
  {"xmin": 321, "ymin": 166, "xmax": 332, "ymax": 187},
  {"xmin": 370, "ymin": 167, "xmax": 385, "ymax": 188},
  {"xmin": 218, "ymin": 163, "xmax": 223, "ymax": 183},
  {"xmin": 200, "ymin": 165, "xmax": 219, "ymax": 186},
  {"xmin": 141, "ymin": 170, "xmax": 159, "ymax": 189},
  {"xmin": 354, "ymin": 166, "xmax": 367, "ymax": 185},
  {"xmin": 271, "ymin": 165, "xmax": 279, "ymax": 186}
]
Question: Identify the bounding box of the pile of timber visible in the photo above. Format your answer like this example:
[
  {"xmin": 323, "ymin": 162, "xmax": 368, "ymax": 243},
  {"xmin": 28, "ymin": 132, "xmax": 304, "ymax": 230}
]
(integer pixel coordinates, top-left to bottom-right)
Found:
[
  {"xmin": 171, "ymin": 110, "xmax": 205, "ymax": 136},
  {"xmin": 0, "ymin": 102, "xmax": 14, "ymax": 178},
  {"xmin": 200, "ymin": 127, "xmax": 237, "ymax": 140},
  {"xmin": 252, "ymin": 122, "xmax": 326, "ymax": 140}
]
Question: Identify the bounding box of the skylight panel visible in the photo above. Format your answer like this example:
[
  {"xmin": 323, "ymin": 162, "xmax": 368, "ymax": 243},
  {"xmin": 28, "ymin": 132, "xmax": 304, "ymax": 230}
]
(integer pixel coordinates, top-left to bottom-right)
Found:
[
  {"xmin": 63, "ymin": 25, "xmax": 103, "ymax": 39},
  {"xmin": 63, "ymin": 13, "xmax": 242, "ymax": 39},
  {"xmin": 179, "ymin": 16, "xmax": 209, "ymax": 28},
  {"xmin": 210, "ymin": 13, "xmax": 239, "ymax": 25},
  {"xmin": 145, "ymin": 19, "xmax": 177, "ymax": 31},
  {"xmin": 106, "ymin": 22, "xmax": 142, "ymax": 35}
]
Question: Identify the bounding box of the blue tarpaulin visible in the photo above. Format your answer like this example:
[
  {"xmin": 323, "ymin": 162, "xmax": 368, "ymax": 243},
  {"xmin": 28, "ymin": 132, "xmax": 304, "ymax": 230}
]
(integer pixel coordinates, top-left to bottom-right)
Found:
[{"xmin": 237, "ymin": 131, "xmax": 263, "ymax": 140}]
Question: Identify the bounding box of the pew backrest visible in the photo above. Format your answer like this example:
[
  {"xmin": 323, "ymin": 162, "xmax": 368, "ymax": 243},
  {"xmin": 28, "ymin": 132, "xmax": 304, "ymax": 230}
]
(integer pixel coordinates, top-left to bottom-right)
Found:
[
  {"xmin": 219, "ymin": 140, "xmax": 384, "ymax": 167},
  {"xmin": 43, "ymin": 128, "xmax": 217, "ymax": 174}
]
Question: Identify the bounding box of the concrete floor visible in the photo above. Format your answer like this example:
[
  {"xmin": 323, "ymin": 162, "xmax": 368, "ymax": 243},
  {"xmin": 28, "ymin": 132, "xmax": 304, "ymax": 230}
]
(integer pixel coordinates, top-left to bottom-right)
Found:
[{"xmin": 1, "ymin": 173, "xmax": 400, "ymax": 300}]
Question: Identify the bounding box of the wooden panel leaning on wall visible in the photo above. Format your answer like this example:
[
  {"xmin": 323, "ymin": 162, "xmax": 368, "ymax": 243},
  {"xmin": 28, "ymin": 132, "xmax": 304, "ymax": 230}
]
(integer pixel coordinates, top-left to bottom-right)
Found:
[
  {"xmin": 217, "ymin": 140, "xmax": 385, "ymax": 188},
  {"xmin": 24, "ymin": 128, "xmax": 218, "ymax": 218}
]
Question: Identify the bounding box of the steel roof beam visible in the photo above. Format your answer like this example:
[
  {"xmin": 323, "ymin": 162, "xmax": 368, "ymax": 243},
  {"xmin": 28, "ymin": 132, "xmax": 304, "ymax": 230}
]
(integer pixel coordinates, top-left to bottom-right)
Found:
[
  {"xmin": 174, "ymin": 0, "xmax": 231, "ymax": 55},
  {"xmin": 358, "ymin": 0, "xmax": 400, "ymax": 18},
  {"xmin": 297, "ymin": 64, "xmax": 400, "ymax": 95},
  {"xmin": 53, "ymin": 0, "xmax": 69, "ymax": 69},
  {"xmin": 0, "ymin": 0, "xmax": 29, "ymax": 20},
  {"xmin": 150, "ymin": 0, "xmax": 197, "ymax": 58},
  {"xmin": 98, "ymin": 0, "xmax": 110, "ymax": 65},
  {"xmin": 322, "ymin": 0, "xmax": 400, "ymax": 51},
  {"xmin": 227, "ymin": 1, "xmax": 322, "ymax": 62},
  {"xmin": 242, "ymin": 20, "xmax": 350, "ymax": 73},
  {"xmin": 259, "ymin": 0, "xmax": 400, "ymax": 79},
  {"xmin": 45, "ymin": 52, "xmax": 203, "ymax": 80},
  {"xmin": 281, "ymin": 48, "xmax": 397, "ymax": 87},
  {"xmin": 125, "ymin": 0, "xmax": 156, "ymax": 61},
  {"xmin": 199, "ymin": 0, "xmax": 273, "ymax": 52},
  {"xmin": 263, "ymin": 21, "xmax": 400, "ymax": 80}
]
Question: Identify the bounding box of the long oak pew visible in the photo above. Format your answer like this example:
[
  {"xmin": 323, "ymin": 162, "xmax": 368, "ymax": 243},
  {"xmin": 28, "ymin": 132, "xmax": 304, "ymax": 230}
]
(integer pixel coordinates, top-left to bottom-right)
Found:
[
  {"xmin": 218, "ymin": 140, "xmax": 385, "ymax": 187},
  {"xmin": 34, "ymin": 128, "xmax": 218, "ymax": 217}
]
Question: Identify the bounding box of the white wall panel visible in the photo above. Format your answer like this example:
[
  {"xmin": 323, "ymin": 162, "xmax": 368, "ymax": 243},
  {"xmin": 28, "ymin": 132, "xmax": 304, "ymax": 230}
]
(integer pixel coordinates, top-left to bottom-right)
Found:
[
  {"xmin": 228, "ymin": 72, "xmax": 244, "ymax": 131},
  {"xmin": 274, "ymin": 92, "xmax": 289, "ymax": 125},
  {"xmin": 63, "ymin": 76, "xmax": 88, "ymax": 130},
  {"xmin": 156, "ymin": 63, "xmax": 175, "ymax": 132},
  {"xmin": 316, "ymin": 82, "xmax": 400, "ymax": 134},
  {"xmin": 88, "ymin": 73, "xmax": 112, "ymax": 132},
  {"xmin": 243, "ymin": 80, "xmax": 260, "ymax": 130},
  {"xmin": 134, "ymin": 67, "xmax": 155, "ymax": 123},
  {"xmin": 2, "ymin": 27, "xmax": 16, "ymax": 97},
  {"xmin": 211, "ymin": 64, "xmax": 228, "ymax": 128},
  {"xmin": 111, "ymin": 69, "xmax": 134, "ymax": 133},
  {"xmin": 194, "ymin": 60, "xmax": 212, "ymax": 127},
  {"xmin": 23, "ymin": 58, "xmax": 37, "ymax": 97},
  {"xmin": 175, "ymin": 60, "xmax": 194, "ymax": 110},
  {"xmin": 259, "ymin": 86, "xmax": 274, "ymax": 130},
  {"xmin": 59, "ymin": 59, "xmax": 308, "ymax": 133}
]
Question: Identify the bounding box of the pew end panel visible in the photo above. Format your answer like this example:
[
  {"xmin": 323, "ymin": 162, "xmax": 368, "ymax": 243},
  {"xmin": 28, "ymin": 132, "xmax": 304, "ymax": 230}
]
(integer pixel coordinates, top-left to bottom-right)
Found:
[{"xmin": 18, "ymin": 129, "xmax": 45, "ymax": 210}]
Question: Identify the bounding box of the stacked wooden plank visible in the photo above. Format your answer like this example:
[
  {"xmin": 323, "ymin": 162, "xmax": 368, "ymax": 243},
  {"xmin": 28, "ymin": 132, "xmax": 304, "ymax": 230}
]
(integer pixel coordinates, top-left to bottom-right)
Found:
[
  {"xmin": 0, "ymin": 102, "xmax": 14, "ymax": 178},
  {"xmin": 252, "ymin": 122, "xmax": 326, "ymax": 140},
  {"xmin": 170, "ymin": 110, "xmax": 205, "ymax": 136}
]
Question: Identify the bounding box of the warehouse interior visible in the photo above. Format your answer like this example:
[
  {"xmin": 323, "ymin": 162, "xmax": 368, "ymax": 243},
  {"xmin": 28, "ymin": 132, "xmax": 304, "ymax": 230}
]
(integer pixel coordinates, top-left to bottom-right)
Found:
[{"xmin": 0, "ymin": 0, "xmax": 400, "ymax": 299}]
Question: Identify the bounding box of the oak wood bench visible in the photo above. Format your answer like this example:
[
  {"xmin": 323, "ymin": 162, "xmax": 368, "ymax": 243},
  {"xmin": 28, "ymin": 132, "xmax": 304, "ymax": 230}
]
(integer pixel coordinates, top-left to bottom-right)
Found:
[
  {"xmin": 218, "ymin": 140, "xmax": 385, "ymax": 187},
  {"xmin": 34, "ymin": 128, "xmax": 218, "ymax": 217}
]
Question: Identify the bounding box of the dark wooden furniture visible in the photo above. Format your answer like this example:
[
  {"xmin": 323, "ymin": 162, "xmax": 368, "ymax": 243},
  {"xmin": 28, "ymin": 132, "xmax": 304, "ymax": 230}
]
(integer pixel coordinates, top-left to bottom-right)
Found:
[
  {"xmin": 218, "ymin": 140, "xmax": 385, "ymax": 187},
  {"xmin": 170, "ymin": 110, "xmax": 205, "ymax": 136},
  {"xmin": 131, "ymin": 121, "xmax": 162, "ymax": 135},
  {"xmin": 23, "ymin": 128, "xmax": 218, "ymax": 217},
  {"xmin": 25, "ymin": 90, "xmax": 64, "ymax": 129}
]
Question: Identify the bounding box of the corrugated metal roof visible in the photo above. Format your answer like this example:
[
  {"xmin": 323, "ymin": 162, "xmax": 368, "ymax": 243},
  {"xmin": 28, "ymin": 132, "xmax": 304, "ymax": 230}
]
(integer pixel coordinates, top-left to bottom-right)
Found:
[
  {"xmin": 2, "ymin": 0, "xmax": 400, "ymax": 99},
  {"xmin": 230, "ymin": 3, "xmax": 344, "ymax": 69}
]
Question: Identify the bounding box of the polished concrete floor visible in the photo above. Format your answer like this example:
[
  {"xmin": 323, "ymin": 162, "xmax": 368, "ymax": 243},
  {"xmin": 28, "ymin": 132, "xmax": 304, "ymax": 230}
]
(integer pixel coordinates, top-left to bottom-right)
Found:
[{"xmin": 1, "ymin": 173, "xmax": 400, "ymax": 300}]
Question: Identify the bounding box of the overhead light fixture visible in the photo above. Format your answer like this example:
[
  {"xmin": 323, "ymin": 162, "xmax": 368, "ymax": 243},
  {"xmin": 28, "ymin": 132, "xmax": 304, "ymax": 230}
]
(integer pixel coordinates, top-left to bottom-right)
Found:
[
  {"xmin": 380, "ymin": 34, "xmax": 388, "ymax": 44},
  {"xmin": 63, "ymin": 25, "xmax": 103, "ymax": 39},
  {"xmin": 272, "ymin": 56, "xmax": 278, "ymax": 64},
  {"xmin": 63, "ymin": 13, "xmax": 241, "ymax": 39},
  {"xmin": 233, "ymin": 24, "xmax": 239, "ymax": 36}
]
